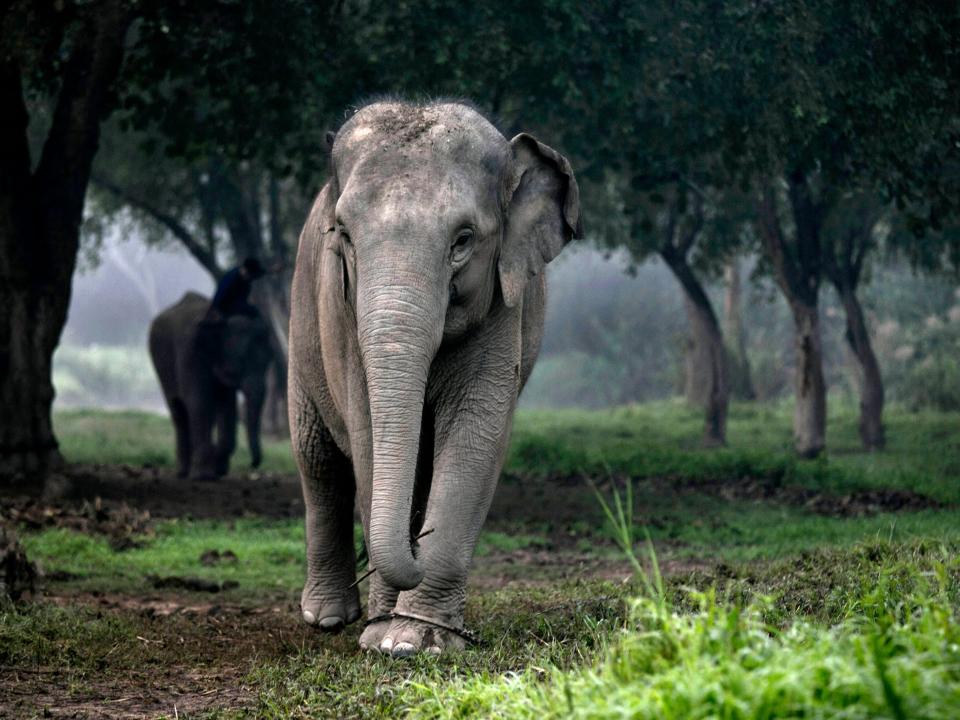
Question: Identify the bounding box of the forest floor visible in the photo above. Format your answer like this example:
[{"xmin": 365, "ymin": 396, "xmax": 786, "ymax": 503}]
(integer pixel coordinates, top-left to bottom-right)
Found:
[{"xmin": 2, "ymin": 402, "xmax": 959, "ymax": 718}]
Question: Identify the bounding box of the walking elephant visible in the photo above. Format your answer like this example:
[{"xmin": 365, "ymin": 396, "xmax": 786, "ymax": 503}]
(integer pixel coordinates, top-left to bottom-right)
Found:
[
  {"xmin": 149, "ymin": 292, "xmax": 272, "ymax": 480},
  {"xmin": 288, "ymin": 100, "xmax": 581, "ymax": 656}
]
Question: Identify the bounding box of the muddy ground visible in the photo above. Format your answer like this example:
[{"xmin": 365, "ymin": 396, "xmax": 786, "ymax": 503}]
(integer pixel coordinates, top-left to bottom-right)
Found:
[{"xmin": 0, "ymin": 465, "xmax": 946, "ymax": 718}]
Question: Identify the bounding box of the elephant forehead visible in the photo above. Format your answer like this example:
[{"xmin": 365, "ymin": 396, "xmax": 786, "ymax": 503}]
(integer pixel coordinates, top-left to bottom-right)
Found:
[
  {"xmin": 336, "ymin": 102, "xmax": 507, "ymax": 178},
  {"xmin": 338, "ymin": 165, "xmax": 490, "ymax": 229}
]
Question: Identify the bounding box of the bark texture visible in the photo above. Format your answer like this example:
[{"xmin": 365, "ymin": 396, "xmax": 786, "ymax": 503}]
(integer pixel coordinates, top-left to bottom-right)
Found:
[{"xmin": 0, "ymin": 4, "xmax": 132, "ymax": 476}]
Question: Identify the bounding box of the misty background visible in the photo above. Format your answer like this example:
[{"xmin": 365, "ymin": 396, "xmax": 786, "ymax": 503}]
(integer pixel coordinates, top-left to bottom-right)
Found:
[{"xmin": 55, "ymin": 232, "xmax": 960, "ymax": 416}]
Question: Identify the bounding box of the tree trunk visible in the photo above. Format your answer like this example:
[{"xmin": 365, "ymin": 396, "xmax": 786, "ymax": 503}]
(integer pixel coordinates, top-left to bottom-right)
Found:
[
  {"xmin": 789, "ymin": 301, "xmax": 827, "ymax": 458},
  {"xmin": 756, "ymin": 180, "xmax": 827, "ymax": 458},
  {"xmin": 722, "ymin": 258, "xmax": 756, "ymax": 400},
  {"xmin": 838, "ymin": 285, "xmax": 885, "ymax": 450},
  {"xmin": 662, "ymin": 251, "xmax": 728, "ymax": 447},
  {"xmin": 0, "ymin": 5, "xmax": 131, "ymax": 477}
]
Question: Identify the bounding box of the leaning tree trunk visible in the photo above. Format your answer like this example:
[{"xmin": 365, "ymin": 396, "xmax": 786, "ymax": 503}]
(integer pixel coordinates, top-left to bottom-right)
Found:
[
  {"xmin": 837, "ymin": 286, "xmax": 885, "ymax": 450},
  {"xmin": 789, "ymin": 300, "xmax": 827, "ymax": 458},
  {"xmin": 662, "ymin": 252, "xmax": 729, "ymax": 447}
]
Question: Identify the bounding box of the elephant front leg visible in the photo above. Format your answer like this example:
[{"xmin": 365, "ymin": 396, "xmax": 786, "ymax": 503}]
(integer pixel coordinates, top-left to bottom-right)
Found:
[
  {"xmin": 171, "ymin": 400, "xmax": 191, "ymax": 478},
  {"xmin": 378, "ymin": 398, "xmax": 514, "ymax": 656},
  {"xmin": 292, "ymin": 391, "xmax": 361, "ymax": 631},
  {"xmin": 214, "ymin": 387, "xmax": 238, "ymax": 477},
  {"xmin": 187, "ymin": 399, "xmax": 219, "ymax": 481}
]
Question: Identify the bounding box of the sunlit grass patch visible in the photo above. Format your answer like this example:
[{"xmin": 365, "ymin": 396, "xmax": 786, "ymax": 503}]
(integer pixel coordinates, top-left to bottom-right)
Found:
[
  {"xmin": 398, "ymin": 560, "xmax": 960, "ymax": 719},
  {"xmin": 21, "ymin": 518, "xmax": 308, "ymax": 598}
]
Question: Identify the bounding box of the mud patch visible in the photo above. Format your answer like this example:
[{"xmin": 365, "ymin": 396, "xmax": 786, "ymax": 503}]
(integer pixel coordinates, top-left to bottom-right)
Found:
[
  {"xmin": 0, "ymin": 595, "xmax": 330, "ymax": 719},
  {"xmin": 679, "ymin": 477, "xmax": 945, "ymax": 517},
  {"xmin": 2, "ymin": 495, "xmax": 152, "ymax": 549},
  {"xmin": 4, "ymin": 463, "xmax": 304, "ymax": 520}
]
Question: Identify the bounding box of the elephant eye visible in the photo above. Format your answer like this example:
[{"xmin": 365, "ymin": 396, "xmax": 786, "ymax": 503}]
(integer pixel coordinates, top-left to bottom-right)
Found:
[
  {"xmin": 451, "ymin": 228, "xmax": 474, "ymax": 262},
  {"xmin": 338, "ymin": 224, "xmax": 352, "ymax": 246}
]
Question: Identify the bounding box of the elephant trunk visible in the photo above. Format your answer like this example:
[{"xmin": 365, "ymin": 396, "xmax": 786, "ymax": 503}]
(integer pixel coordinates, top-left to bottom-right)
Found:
[{"xmin": 357, "ymin": 264, "xmax": 444, "ymax": 591}]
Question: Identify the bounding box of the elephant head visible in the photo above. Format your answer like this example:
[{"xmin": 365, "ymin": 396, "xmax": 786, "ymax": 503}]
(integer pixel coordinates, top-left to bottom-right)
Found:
[
  {"xmin": 218, "ymin": 314, "xmax": 272, "ymax": 467},
  {"xmin": 318, "ymin": 102, "xmax": 580, "ymax": 590}
]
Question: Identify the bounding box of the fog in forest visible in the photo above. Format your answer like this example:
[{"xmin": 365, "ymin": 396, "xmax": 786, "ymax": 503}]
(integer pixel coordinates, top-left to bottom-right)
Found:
[{"xmin": 55, "ymin": 233, "xmax": 960, "ymax": 415}]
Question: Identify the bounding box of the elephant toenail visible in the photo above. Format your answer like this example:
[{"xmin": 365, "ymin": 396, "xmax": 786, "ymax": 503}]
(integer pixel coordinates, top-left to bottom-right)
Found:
[
  {"xmin": 379, "ymin": 637, "xmax": 394, "ymax": 653},
  {"xmin": 426, "ymin": 645, "xmax": 441, "ymax": 655},
  {"xmin": 391, "ymin": 642, "xmax": 417, "ymax": 658},
  {"xmin": 319, "ymin": 616, "xmax": 344, "ymax": 631},
  {"xmin": 302, "ymin": 610, "xmax": 316, "ymax": 624}
]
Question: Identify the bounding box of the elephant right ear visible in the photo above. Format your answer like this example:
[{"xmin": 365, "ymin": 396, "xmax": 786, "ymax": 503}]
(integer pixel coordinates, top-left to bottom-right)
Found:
[{"xmin": 498, "ymin": 134, "xmax": 582, "ymax": 308}]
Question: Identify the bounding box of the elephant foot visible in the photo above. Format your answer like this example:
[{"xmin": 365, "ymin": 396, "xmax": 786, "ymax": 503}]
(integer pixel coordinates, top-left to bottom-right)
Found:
[
  {"xmin": 364, "ymin": 614, "xmax": 468, "ymax": 657},
  {"xmin": 358, "ymin": 617, "xmax": 392, "ymax": 651},
  {"xmin": 300, "ymin": 582, "xmax": 360, "ymax": 632}
]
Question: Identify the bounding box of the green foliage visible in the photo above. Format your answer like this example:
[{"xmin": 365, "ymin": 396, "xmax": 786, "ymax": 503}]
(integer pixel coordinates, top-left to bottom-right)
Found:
[{"xmin": 401, "ymin": 566, "xmax": 960, "ymax": 720}]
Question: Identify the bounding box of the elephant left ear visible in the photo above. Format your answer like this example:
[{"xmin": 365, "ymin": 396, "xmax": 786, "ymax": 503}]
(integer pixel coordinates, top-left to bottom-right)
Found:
[{"xmin": 499, "ymin": 133, "xmax": 582, "ymax": 308}]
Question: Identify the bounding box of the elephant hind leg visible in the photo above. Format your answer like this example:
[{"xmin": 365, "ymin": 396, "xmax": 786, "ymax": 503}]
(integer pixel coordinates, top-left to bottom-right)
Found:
[
  {"xmin": 292, "ymin": 387, "xmax": 360, "ymax": 631},
  {"xmin": 171, "ymin": 399, "xmax": 191, "ymax": 479}
]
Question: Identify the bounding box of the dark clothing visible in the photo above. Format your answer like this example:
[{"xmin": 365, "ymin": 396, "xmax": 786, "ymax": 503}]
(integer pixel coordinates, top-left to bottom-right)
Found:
[{"xmin": 211, "ymin": 268, "xmax": 257, "ymax": 317}]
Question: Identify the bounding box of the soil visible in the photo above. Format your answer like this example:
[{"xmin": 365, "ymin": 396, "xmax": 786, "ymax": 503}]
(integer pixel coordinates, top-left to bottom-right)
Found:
[{"xmin": 0, "ymin": 463, "xmax": 947, "ymax": 718}]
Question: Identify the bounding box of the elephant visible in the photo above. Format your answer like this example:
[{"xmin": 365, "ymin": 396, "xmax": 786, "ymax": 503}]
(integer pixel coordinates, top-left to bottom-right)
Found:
[
  {"xmin": 149, "ymin": 292, "xmax": 273, "ymax": 480},
  {"xmin": 288, "ymin": 100, "xmax": 581, "ymax": 657}
]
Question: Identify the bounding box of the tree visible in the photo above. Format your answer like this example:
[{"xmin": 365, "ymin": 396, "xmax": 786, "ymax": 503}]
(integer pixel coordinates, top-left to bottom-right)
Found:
[
  {"xmin": 619, "ymin": 186, "xmax": 735, "ymax": 446},
  {"xmin": 1, "ymin": 0, "xmax": 335, "ymax": 475},
  {"xmin": 1, "ymin": 0, "xmax": 133, "ymax": 474},
  {"xmin": 822, "ymin": 197, "xmax": 886, "ymax": 449}
]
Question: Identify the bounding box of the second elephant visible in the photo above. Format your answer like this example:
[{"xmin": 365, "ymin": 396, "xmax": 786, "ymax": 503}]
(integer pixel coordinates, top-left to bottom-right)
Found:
[{"xmin": 149, "ymin": 292, "xmax": 272, "ymax": 480}]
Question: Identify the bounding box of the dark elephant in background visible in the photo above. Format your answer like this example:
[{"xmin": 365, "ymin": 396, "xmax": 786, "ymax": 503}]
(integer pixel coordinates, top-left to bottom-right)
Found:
[
  {"xmin": 288, "ymin": 100, "xmax": 581, "ymax": 656},
  {"xmin": 149, "ymin": 292, "xmax": 272, "ymax": 480}
]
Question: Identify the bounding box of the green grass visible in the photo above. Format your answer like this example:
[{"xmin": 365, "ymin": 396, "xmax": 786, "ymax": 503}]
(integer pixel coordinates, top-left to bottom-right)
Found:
[
  {"xmin": 508, "ymin": 400, "xmax": 960, "ymax": 503},
  {"xmin": 399, "ymin": 561, "xmax": 960, "ymax": 719},
  {"xmin": 21, "ymin": 518, "xmax": 309, "ymax": 598},
  {"xmin": 14, "ymin": 402, "xmax": 960, "ymax": 717},
  {"xmin": 55, "ymin": 401, "xmax": 960, "ymax": 502},
  {"xmin": 54, "ymin": 408, "xmax": 299, "ymax": 473}
]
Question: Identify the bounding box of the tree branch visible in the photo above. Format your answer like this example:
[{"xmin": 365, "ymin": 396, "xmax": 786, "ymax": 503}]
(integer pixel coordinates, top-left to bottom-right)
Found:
[
  {"xmin": 34, "ymin": 0, "xmax": 133, "ymax": 263},
  {"xmin": 755, "ymin": 183, "xmax": 809, "ymax": 305},
  {"xmin": 676, "ymin": 193, "xmax": 704, "ymax": 256},
  {"xmin": 93, "ymin": 174, "xmax": 223, "ymax": 279}
]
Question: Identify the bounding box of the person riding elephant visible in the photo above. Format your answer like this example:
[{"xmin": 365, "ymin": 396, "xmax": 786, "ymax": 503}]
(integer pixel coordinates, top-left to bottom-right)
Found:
[
  {"xmin": 288, "ymin": 100, "xmax": 581, "ymax": 656},
  {"xmin": 210, "ymin": 257, "xmax": 266, "ymax": 318},
  {"xmin": 150, "ymin": 292, "xmax": 272, "ymax": 480}
]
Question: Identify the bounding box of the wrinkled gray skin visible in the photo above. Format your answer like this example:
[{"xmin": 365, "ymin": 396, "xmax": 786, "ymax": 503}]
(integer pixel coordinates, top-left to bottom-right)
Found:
[
  {"xmin": 149, "ymin": 292, "xmax": 272, "ymax": 480},
  {"xmin": 288, "ymin": 101, "xmax": 581, "ymax": 656}
]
